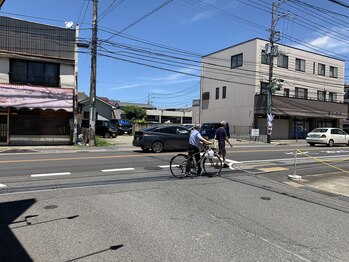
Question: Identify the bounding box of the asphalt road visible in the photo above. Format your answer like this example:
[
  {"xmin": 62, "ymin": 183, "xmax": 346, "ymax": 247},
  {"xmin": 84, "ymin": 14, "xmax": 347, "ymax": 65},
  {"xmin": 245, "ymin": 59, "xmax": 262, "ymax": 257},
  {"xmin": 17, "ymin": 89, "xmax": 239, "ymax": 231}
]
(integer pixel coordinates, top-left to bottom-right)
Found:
[{"xmin": 1, "ymin": 144, "xmax": 349, "ymax": 261}]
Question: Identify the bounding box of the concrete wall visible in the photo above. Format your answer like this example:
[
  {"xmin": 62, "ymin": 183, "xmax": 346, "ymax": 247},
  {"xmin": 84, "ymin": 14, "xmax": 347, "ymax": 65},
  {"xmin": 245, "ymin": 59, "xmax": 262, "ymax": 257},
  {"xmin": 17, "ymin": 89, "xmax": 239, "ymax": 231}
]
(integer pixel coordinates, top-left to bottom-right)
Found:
[{"xmin": 201, "ymin": 39, "xmax": 258, "ymax": 126}]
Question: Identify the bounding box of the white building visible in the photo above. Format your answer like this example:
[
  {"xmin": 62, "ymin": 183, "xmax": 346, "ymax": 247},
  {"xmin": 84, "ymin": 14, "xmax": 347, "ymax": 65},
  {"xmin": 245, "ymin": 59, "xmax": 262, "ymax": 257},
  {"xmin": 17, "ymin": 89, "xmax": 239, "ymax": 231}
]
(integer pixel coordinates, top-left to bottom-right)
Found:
[{"xmin": 200, "ymin": 38, "xmax": 347, "ymax": 139}]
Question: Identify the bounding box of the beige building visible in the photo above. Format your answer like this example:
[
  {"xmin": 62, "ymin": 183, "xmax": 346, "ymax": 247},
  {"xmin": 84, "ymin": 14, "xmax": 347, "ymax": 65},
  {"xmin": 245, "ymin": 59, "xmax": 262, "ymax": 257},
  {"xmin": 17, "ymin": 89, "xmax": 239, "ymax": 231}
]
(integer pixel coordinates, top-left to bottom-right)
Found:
[
  {"xmin": 200, "ymin": 38, "xmax": 347, "ymax": 139},
  {"xmin": 0, "ymin": 16, "xmax": 78, "ymax": 145}
]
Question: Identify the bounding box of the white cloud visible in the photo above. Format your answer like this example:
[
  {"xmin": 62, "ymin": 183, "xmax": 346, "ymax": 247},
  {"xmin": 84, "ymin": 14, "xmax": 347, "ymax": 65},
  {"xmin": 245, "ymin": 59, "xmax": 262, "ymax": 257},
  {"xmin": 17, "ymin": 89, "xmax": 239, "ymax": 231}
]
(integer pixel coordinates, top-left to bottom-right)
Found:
[{"xmin": 295, "ymin": 28, "xmax": 349, "ymax": 55}]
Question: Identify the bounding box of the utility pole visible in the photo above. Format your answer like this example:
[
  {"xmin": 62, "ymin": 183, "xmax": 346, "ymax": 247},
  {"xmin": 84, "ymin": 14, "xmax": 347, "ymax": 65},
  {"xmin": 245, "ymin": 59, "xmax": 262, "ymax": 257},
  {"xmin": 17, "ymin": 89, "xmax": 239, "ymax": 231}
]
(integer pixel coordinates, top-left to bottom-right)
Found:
[
  {"xmin": 266, "ymin": 1, "xmax": 288, "ymax": 143},
  {"xmin": 88, "ymin": 0, "xmax": 98, "ymax": 146}
]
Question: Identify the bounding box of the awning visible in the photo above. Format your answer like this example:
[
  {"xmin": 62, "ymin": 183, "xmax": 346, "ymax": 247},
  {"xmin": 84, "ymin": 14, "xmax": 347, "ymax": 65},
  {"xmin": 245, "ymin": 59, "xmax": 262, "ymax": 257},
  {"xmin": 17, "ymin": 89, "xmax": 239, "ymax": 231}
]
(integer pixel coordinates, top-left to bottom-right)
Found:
[
  {"xmin": 255, "ymin": 94, "xmax": 348, "ymax": 119},
  {"xmin": 0, "ymin": 84, "xmax": 74, "ymax": 112}
]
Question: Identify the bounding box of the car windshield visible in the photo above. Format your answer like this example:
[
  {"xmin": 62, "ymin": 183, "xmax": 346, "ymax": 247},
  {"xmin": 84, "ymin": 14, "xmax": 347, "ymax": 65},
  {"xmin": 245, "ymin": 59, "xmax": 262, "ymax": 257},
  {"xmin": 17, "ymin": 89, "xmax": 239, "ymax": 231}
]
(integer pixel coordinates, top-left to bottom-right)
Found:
[{"xmin": 312, "ymin": 128, "xmax": 328, "ymax": 133}]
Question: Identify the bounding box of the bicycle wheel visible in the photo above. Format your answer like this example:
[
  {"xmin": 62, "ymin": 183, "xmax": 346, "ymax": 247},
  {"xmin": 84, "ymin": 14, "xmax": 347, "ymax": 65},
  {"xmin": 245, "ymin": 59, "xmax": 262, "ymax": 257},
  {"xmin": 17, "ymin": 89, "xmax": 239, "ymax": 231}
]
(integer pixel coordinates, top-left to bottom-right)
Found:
[
  {"xmin": 170, "ymin": 154, "xmax": 190, "ymax": 179},
  {"xmin": 203, "ymin": 153, "xmax": 223, "ymax": 177}
]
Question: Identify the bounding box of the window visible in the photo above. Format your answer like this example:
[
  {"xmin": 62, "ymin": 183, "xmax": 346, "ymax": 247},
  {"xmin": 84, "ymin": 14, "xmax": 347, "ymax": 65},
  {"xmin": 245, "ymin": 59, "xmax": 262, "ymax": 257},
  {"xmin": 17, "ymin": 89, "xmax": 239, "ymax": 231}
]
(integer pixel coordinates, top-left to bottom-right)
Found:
[
  {"xmin": 277, "ymin": 54, "xmax": 288, "ymax": 69},
  {"xmin": 231, "ymin": 53, "xmax": 243, "ymax": 68},
  {"xmin": 295, "ymin": 87, "xmax": 308, "ymax": 99},
  {"xmin": 222, "ymin": 86, "xmax": 226, "ymax": 99},
  {"xmin": 260, "ymin": 82, "xmax": 268, "ymax": 94},
  {"xmin": 318, "ymin": 63, "xmax": 325, "ymax": 76},
  {"xmin": 329, "ymin": 66, "xmax": 338, "ymax": 78},
  {"xmin": 283, "ymin": 88, "xmax": 289, "ymax": 97},
  {"xmin": 202, "ymin": 92, "xmax": 210, "ymax": 100},
  {"xmin": 83, "ymin": 111, "xmax": 89, "ymax": 119},
  {"xmin": 215, "ymin": 87, "xmax": 219, "ymax": 99},
  {"xmin": 313, "ymin": 62, "xmax": 316, "ymax": 74},
  {"xmin": 10, "ymin": 59, "xmax": 60, "ymax": 86},
  {"xmin": 329, "ymin": 92, "xmax": 337, "ymax": 102},
  {"xmin": 261, "ymin": 50, "xmax": 270, "ymax": 65},
  {"xmin": 295, "ymin": 58, "xmax": 305, "ymax": 72},
  {"xmin": 317, "ymin": 90, "xmax": 326, "ymax": 101}
]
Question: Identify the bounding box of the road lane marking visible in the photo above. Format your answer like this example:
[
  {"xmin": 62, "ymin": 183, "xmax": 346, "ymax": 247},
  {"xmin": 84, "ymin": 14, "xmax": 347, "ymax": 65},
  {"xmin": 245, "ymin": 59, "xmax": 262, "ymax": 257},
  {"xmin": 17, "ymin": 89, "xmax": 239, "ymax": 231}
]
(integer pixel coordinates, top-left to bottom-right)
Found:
[
  {"xmin": 0, "ymin": 184, "xmax": 6, "ymax": 188},
  {"xmin": 31, "ymin": 172, "xmax": 71, "ymax": 178},
  {"xmin": 101, "ymin": 168, "xmax": 134, "ymax": 172},
  {"xmin": 258, "ymin": 167, "xmax": 289, "ymax": 172}
]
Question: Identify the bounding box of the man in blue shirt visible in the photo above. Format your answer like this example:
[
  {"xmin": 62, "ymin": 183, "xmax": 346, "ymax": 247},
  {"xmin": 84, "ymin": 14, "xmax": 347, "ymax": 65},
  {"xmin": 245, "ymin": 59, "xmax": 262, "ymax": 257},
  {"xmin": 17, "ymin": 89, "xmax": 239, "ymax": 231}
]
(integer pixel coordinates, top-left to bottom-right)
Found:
[
  {"xmin": 187, "ymin": 124, "xmax": 211, "ymax": 175},
  {"xmin": 215, "ymin": 121, "xmax": 232, "ymax": 168}
]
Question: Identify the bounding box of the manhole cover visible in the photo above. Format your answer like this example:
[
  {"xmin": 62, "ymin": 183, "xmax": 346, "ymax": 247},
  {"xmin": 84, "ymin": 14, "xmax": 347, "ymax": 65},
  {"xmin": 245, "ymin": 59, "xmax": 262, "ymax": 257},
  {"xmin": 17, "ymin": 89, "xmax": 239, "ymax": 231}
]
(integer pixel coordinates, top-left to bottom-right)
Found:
[
  {"xmin": 261, "ymin": 197, "xmax": 271, "ymax": 201},
  {"xmin": 44, "ymin": 205, "xmax": 58, "ymax": 210},
  {"xmin": 144, "ymin": 166, "xmax": 162, "ymax": 170}
]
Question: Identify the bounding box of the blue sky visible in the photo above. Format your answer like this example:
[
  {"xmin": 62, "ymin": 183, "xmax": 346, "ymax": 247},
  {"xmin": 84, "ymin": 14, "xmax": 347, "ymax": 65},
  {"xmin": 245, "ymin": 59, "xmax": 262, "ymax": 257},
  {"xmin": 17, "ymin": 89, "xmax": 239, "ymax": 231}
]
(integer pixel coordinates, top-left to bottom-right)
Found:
[{"xmin": 1, "ymin": 0, "xmax": 349, "ymax": 108}]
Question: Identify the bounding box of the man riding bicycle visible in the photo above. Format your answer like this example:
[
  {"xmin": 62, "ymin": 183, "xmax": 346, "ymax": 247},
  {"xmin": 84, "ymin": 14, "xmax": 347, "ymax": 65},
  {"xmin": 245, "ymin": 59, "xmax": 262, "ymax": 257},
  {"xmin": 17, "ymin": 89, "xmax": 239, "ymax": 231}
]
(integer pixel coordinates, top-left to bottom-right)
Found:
[{"xmin": 187, "ymin": 124, "xmax": 211, "ymax": 175}]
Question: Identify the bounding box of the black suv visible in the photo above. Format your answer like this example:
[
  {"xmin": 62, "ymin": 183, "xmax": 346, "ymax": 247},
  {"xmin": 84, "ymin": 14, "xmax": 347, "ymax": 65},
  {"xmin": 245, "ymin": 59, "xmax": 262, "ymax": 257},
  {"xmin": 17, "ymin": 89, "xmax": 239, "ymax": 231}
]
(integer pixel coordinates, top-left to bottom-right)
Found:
[
  {"xmin": 95, "ymin": 120, "xmax": 118, "ymax": 138},
  {"xmin": 110, "ymin": 119, "xmax": 132, "ymax": 135}
]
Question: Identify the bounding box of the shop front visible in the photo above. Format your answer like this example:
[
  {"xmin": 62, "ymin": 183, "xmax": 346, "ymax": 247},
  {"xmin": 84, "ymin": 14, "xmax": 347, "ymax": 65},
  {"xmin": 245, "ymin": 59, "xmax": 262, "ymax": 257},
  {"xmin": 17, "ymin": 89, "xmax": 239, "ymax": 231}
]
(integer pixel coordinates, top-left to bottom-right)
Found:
[{"xmin": 0, "ymin": 84, "xmax": 74, "ymax": 145}]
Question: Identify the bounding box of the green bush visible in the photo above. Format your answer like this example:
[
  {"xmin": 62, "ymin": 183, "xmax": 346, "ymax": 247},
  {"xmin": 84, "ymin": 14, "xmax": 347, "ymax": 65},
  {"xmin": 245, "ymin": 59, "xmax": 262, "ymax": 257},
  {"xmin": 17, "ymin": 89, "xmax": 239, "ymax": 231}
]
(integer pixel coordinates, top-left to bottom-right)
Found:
[{"xmin": 96, "ymin": 136, "xmax": 112, "ymax": 147}]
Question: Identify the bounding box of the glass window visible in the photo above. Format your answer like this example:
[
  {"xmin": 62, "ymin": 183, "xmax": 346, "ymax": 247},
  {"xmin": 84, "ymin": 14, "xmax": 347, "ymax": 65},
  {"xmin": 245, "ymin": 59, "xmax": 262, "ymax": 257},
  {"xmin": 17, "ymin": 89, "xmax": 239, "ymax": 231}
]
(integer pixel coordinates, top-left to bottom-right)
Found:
[
  {"xmin": 261, "ymin": 50, "xmax": 270, "ymax": 65},
  {"xmin": 10, "ymin": 60, "xmax": 27, "ymax": 83},
  {"xmin": 215, "ymin": 87, "xmax": 219, "ymax": 99},
  {"xmin": 10, "ymin": 59, "xmax": 60, "ymax": 87},
  {"xmin": 277, "ymin": 54, "xmax": 288, "ymax": 69},
  {"xmin": 222, "ymin": 86, "xmax": 226, "ymax": 99},
  {"xmin": 231, "ymin": 53, "xmax": 243, "ymax": 68},
  {"xmin": 295, "ymin": 87, "xmax": 308, "ymax": 99},
  {"xmin": 313, "ymin": 62, "xmax": 316, "ymax": 74},
  {"xmin": 318, "ymin": 63, "xmax": 325, "ymax": 76},
  {"xmin": 295, "ymin": 58, "xmax": 305, "ymax": 72},
  {"xmin": 260, "ymin": 82, "xmax": 268, "ymax": 94},
  {"xmin": 317, "ymin": 90, "xmax": 326, "ymax": 101},
  {"xmin": 202, "ymin": 92, "xmax": 210, "ymax": 100},
  {"xmin": 283, "ymin": 88, "xmax": 289, "ymax": 97},
  {"xmin": 329, "ymin": 92, "xmax": 337, "ymax": 102},
  {"xmin": 329, "ymin": 66, "xmax": 338, "ymax": 78}
]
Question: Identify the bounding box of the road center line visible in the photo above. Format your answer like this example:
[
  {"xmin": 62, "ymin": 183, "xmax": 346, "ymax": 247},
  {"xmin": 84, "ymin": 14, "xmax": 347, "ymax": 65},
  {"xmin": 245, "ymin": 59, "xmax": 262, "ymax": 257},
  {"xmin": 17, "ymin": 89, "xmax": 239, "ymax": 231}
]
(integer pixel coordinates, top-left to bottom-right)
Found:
[
  {"xmin": 31, "ymin": 172, "xmax": 71, "ymax": 178},
  {"xmin": 101, "ymin": 168, "xmax": 134, "ymax": 172}
]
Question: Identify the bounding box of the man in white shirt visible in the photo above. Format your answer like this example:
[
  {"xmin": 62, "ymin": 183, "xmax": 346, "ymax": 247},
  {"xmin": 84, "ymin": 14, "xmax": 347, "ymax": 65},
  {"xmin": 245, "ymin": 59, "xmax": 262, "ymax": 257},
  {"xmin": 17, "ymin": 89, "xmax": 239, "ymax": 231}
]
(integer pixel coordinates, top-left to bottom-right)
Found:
[{"xmin": 187, "ymin": 124, "xmax": 211, "ymax": 175}]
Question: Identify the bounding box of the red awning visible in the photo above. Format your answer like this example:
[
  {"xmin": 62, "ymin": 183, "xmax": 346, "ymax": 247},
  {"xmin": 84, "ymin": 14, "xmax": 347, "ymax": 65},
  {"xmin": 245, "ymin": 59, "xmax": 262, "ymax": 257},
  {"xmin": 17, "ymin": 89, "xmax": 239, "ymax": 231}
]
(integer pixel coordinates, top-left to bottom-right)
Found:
[{"xmin": 0, "ymin": 84, "xmax": 74, "ymax": 112}]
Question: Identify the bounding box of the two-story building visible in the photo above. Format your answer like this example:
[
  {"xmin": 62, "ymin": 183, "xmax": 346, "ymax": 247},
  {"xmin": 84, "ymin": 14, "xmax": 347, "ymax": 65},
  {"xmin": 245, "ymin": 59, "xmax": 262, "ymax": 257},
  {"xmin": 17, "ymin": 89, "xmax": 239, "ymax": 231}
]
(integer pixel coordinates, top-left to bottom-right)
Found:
[
  {"xmin": 200, "ymin": 38, "xmax": 347, "ymax": 139},
  {"xmin": 0, "ymin": 16, "xmax": 78, "ymax": 145}
]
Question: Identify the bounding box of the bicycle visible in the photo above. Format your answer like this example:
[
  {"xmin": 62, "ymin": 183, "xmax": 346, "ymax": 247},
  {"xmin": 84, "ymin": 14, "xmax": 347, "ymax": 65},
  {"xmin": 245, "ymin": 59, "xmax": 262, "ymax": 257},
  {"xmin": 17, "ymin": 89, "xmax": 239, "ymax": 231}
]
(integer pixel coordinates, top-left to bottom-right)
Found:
[{"xmin": 170, "ymin": 144, "xmax": 223, "ymax": 178}]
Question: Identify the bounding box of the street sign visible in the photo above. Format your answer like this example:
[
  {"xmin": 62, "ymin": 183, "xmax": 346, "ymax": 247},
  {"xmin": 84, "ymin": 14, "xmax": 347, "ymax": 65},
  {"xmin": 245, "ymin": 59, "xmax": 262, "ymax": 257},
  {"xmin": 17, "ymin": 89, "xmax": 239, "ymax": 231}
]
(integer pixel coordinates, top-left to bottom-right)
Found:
[{"xmin": 251, "ymin": 129, "xmax": 259, "ymax": 137}]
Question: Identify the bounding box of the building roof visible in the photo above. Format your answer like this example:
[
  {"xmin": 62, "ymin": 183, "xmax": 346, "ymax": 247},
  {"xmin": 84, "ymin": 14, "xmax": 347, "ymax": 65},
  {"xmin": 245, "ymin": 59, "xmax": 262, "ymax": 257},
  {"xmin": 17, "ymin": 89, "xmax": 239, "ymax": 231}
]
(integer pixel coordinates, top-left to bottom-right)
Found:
[{"xmin": 112, "ymin": 100, "xmax": 155, "ymax": 109}]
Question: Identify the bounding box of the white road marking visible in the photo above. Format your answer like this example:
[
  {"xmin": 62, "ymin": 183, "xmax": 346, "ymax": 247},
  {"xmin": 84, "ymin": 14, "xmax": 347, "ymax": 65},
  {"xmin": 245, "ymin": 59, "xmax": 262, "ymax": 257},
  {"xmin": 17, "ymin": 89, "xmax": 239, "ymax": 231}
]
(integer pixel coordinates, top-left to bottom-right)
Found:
[
  {"xmin": 225, "ymin": 159, "xmax": 242, "ymax": 164},
  {"xmin": 101, "ymin": 168, "xmax": 134, "ymax": 172},
  {"xmin": 159, "ymin": 165, "xmax": 171, "ymax": 168},
  {"xmin": 31, "ymin": 172, "xmax": 71, "ymax": 178},
  {"xmin": 0, "ymin": 183, "xmax": 6, "ymax": 188}
]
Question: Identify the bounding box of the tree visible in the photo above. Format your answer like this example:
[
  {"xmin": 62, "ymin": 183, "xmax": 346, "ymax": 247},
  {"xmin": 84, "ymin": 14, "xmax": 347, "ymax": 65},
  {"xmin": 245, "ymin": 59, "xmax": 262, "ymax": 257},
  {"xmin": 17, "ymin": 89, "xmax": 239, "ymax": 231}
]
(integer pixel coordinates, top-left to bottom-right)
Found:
[{"xmin": 122, "ymin": 106, "xmax": 146, "ymax": 121}]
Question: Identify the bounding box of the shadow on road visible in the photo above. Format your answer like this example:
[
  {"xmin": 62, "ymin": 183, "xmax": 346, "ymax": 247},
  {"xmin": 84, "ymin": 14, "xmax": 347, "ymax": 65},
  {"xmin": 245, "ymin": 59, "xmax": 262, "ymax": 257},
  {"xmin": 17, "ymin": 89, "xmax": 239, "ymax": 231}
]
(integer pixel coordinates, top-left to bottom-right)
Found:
[{"xmin": 0, "ymin": 198, "xmax": 36, "ymax": 261}]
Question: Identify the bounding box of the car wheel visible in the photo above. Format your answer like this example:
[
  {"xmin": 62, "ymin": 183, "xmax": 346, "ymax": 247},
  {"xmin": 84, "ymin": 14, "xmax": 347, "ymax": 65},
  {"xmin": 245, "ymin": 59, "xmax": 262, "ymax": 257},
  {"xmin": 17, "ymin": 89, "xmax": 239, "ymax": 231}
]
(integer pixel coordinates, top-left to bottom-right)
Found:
[
  {"xmin": 327, "ymin": 139, "xmax": 334, "ymax": 147},
  {"xmin": 152, "ymin": 141, "xmax": 164, "ymax": 153},
  {"xmin": 104, "ymin": 132, "xmax": 110, "ymax": 138},
  {"xmin": 309, "ymin": 143, "xmax": 315, "ymax": 146},
  {"xmin": 347, "ymin": 140, "xmax": 349, "ymax": 146},
  {"xmin": 112, "ymin": 133, "xmax": 117, "ymax": 138}
]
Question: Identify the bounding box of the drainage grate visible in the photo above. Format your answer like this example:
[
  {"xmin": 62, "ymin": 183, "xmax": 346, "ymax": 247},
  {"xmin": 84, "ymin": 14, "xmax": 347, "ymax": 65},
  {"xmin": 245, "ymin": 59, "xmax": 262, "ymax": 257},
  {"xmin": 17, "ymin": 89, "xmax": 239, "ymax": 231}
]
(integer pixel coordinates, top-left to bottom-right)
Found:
[
  {"xmin": 44, "ymin": 205, "xmax": 58, "ymax": 210},
  {"xmin": 261, "ymin": 196, "xmax": 271, "ymax": 201}
]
